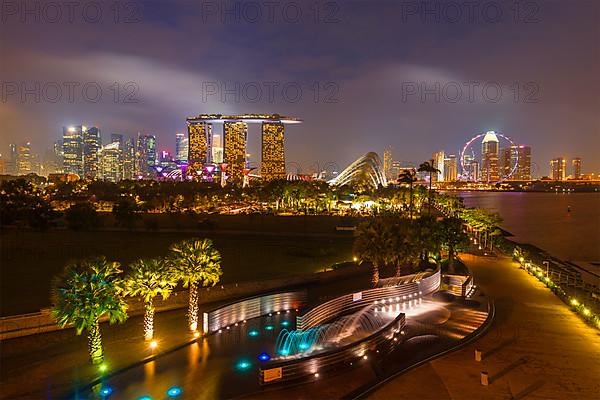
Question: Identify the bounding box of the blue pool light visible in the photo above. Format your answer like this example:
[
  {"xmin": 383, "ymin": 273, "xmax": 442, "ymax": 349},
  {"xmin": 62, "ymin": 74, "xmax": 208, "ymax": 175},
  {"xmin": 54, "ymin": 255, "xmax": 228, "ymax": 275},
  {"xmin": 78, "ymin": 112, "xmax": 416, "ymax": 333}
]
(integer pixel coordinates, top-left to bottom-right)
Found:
[
  {"xmin": 166, "ymin": 386, "xmax": 182, "ymax": 398},
  {"xmin": 281, "ymin": 321, "xmax": 290, "ymax": 327},
  {"xmin": 264, "ymin": 325, "xmax": 274, "ymax": 331},
  {"xmin": 248, "ymin": 329, "xmax": 260, "ymax": 337},
  {"xmin": 236, "ymin": 360, "xmax": 252, "ymax": 371},
  {"xmin": 279, "ymin": 349, "xmax": 289, "ymax": 356},
  {"xmin": 258, "ymin": 352, "xmax": 271, "ymax": 362},
  {"xmin": 298, "ymin": 343, "xmax": 310, "ymax": 351},
  {"xmin": 99, "ymin": 386, "xmax": 113, "ymax": 397},
  {"xmin": 137, "ymin": 396, "xmax": 152, "ymax": 400}
]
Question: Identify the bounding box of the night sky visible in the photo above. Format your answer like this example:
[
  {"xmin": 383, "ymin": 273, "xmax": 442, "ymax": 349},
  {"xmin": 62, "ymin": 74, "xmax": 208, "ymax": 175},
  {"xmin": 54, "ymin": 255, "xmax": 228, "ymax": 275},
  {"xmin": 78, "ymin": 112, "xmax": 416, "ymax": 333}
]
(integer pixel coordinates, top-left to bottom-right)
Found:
[{"xmin": 1, "ymin": 0, "xmax": 598, "ymax": 175}]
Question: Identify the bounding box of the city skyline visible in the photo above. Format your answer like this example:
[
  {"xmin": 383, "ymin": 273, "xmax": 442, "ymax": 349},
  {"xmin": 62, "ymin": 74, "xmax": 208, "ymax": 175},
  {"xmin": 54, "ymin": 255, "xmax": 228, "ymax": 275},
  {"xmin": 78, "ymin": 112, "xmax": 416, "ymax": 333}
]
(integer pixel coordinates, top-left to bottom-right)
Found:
[{"xmin": 1, "ymin": 1, "xmax": 598, "ymax": 172}]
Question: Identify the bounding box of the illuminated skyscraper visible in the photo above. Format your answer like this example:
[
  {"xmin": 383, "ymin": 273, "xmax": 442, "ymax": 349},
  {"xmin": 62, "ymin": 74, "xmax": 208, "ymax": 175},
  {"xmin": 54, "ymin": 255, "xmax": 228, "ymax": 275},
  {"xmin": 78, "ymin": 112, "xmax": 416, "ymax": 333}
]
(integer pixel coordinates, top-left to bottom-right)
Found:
[
  {"xmin": 212, "ymin": 133, "xmax": 224, "ymax": 164},
  {"xmin": 501, "ymin": 145, "xmax": 531, "ymax": 180},
  {"xmin": 175, "ymin": 133, "xmax": 189, "ymax": 162},
  {"xmin": 188, "ymin": 122, "xmax": 212, "ymax": 172},
  {"xmin": 550, "ymin": 157, "xmax": 566, "ymax": 181},
  {"xmin": 83, "ymin": 126, "xmax": 101, "ymax": 179},
  {"xmin": 17, "ymin": 142, "xmax": 32, "ymax": 175},
  {"xmin": 223, "ymin": 121, "xmax": 248, "ymax": 183},
  {"xmin": 261, "ymin": 122, "xmax": 285, "ymax": 180},
  {"xmin": 572, "ymin": 158, "xmax": 582, "ymax": 179},
  {"xmin": 99, "ymin": 142, "xmax": 122, "ymax": 182},
  {"xmin": 136, "ymin": 134, "xmax": 157, "ymax": 178},
  {"xmin": 443, "ymin": 155, "xmax": 457, "ymax": 181},
  {"xmin": 432, "ymin": 151, "xmax": 445, "ymax": 181},
  {"xmin": 481, "ymin": 131, "xmax": 499, "ymax": 183},
  {"xmin": 383, "ymin": 147, "xmax": 393, "ymax": 181},
  {"xmin": 62, "ymin": 125, "xmax": 84, "ymax": 176}
]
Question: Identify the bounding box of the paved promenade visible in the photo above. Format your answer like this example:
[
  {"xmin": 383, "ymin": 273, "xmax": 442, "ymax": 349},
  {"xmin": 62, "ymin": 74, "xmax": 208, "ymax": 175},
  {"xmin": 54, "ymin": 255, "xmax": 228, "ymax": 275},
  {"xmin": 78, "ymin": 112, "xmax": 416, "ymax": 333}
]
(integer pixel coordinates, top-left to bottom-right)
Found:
[{"xmin": 369, "ymin": 254, "xmax": 600, "ymax": 400}]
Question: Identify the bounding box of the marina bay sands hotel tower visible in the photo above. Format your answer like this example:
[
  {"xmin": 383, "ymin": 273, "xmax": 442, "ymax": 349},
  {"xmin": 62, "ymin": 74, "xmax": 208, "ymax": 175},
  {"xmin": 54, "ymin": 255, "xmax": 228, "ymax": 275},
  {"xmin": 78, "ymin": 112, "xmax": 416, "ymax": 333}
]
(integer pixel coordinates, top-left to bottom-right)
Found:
[{"xmin": 186, "ymin": 114, "xmax": 301, "ymax": 183}]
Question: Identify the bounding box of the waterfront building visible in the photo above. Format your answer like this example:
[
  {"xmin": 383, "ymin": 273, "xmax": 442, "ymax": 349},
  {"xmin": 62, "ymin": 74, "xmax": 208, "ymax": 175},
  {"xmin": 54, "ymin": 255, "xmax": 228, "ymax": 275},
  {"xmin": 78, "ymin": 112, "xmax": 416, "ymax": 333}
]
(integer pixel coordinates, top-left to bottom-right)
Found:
[
  {"xmin": 572, "ymin": 158, "xmax": 582, "ymax": 179},
  {"xmin": 481, "ymin": 131, "xmax": 499, "ymax": 183},
  {"xmin": 500, "ymin": 145, "xmax": 531, "ymax": 180},
  {"xmin": 223, "ymin": 121, "xmax": 248, "ymax": 183},
  {"xmin": 17, "ymin": 142, "xmax": 32, "ymax": 175},
  {"xmin": 432, "ymin": 151, "xmax": 445, "ymax": 181},
  {"xmin": 443, "ymin": 155, "xmax": 457, "ymax": 181},
  {"xmin": 136, "ymin": 134, "xmax": 157, "ymax": 178},
  {"xmin": 83, "ymin": 126, "xmax": 101, "ymax": 179},
  {"xmin": 261, "ymin": 122, "xmax": 285, "ymax": 180},
  {"xmin": 383, "ymin": 147, "xmax": 393, "ymax": 181},
  {"xmin": 99, "ymin": 142, "xmax": 122, "ymax": 182},
  {"xmin": 550, "ymin": 157, "xmax": 566, "ymax": 181},
  {"xmin": 188, "ymin": 121, "xmax": 212, "ymax": 173},
  {"xmin": 175, "ymin": 133, "xmax": 189, "ymax": 162},
  {"xmin": 4, "ymin": 144, "xmax": 17, "ymax": 175},
  {"xmin": 470, "ymin": 160, "xmax": 480, "ymax": 181}
]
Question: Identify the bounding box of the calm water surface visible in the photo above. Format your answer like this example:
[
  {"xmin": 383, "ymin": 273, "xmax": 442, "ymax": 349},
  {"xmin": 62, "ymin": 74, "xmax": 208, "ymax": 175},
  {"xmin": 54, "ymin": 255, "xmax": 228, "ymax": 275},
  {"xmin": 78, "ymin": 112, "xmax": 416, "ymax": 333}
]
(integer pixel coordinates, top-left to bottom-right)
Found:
[{"xmin": 457, "ymin": 192, "xmax": 600, "ymax": 262}]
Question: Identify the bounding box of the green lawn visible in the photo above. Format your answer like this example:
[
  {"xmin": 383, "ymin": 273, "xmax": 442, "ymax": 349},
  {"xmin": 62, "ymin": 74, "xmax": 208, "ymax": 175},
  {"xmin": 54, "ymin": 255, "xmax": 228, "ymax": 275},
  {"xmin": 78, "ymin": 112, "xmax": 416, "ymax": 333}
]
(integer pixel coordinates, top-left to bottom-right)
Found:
[{"xmin": 1, "ymin": 229, "xmax": 353, "ymax": 316}]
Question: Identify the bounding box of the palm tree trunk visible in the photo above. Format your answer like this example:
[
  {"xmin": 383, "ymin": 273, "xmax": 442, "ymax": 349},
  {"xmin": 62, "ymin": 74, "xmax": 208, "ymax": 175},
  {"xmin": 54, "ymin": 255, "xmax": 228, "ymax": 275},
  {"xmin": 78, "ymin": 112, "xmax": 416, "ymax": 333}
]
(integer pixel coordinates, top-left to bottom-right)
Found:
[
  {"xmin": 409, "ymin": 184, "xmax": 414, "ymax": 219},
  {"xmin": 144, "ymin": 299, "xmax": 154, "ymax": 341},
  {"xmin": 395, "ymin": 262, "xmax": 401, "ymax": 277},
  {"xmin": 188, "ymin": 281, "xmax": 199, "ymax": 331},
  {"xmin": 371, "ymin": 264, "xmax": 380, "ymax": 287},
  {"xmin": 87, "ymin": 319, "xmax": 104, "ymax": 365}
]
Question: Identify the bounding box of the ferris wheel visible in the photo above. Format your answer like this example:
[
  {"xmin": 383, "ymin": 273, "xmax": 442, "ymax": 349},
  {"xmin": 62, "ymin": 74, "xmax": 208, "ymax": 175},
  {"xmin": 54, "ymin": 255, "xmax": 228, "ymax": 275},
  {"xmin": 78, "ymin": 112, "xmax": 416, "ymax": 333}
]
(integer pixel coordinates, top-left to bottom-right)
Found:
[{"xmin": 459, "ymin": 131, "xmax": 519, "ymax": 183}]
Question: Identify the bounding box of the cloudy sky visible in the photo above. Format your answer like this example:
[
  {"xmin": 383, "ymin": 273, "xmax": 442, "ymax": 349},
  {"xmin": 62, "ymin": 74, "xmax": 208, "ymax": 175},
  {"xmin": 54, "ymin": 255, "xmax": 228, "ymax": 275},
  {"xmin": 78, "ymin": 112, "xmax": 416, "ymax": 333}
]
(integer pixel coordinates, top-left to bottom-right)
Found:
[{"xmin": 1, "ymin": 0, "xmax": 598, "ymax": 175}]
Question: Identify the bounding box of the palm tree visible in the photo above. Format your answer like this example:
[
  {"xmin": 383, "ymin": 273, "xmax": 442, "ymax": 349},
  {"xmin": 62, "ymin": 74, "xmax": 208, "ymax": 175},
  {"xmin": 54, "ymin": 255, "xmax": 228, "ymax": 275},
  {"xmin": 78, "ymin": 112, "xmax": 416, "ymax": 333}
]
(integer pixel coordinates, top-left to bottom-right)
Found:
[
  {"xmin": 439, "ymin": 217, "xmax": 469, "ymax": 268},
  {"xmin": 122, "ymin": 258, "xmax": 176, "ymax": 341},
  {"xmin": 398, "ymin": 169, "xmax": 417, "ymax": 219},
  {"xmin": 353, "ymin": 219, "xmax": 394, "ymax": 287},
  {"xmin": 391, "ymin": 220, "xmax": 420, "ymax": 276},
  {"xmin": 418, "ymin": 160, "xmax": 440, "ymax": 215},
  {"xmin": 51, "ymin": 257, "xmax": 128, "ymax": 365},
  {"xmin": 168, "ymin": 238, "xmax": 222, "ymax": 332}
]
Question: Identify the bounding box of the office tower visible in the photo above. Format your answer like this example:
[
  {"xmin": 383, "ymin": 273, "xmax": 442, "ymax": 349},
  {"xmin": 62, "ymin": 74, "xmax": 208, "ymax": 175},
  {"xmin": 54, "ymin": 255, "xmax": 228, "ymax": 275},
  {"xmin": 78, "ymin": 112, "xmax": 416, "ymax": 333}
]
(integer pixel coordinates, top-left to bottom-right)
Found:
[
  {"xmin": 443, "ymin": 155, "xmax": 457, "ymax": 181},
  {"xmin": 111, "ymin": 134, "xmax": 124, "ymax": 146},
  {"xmin": 122, "ymin": 138, "xmax": 135, "ymax": 180},
  {"xmin": 159, "ymin": 150, "xmax": 173, "ymax": 168},
  {"xmin": 383, "ymin": 147, "xmax": 393, "ymax": 181},
  {"xmin": 223, "ymin": 121, "xmax": 248, "ymax": 183},
  {"xmin": 83, "ymin": 126, "xmax": 101, "ymax": 179},
  {"xmin": 500, "ymin": 146, "xmax": 531, "ymax": 180},
  {"xmin": 136, "ymin": 134, "xmax": 157, "ymax": 178},
  {"xmin": 175, "ymin": 133, "xmax": 189, "ymax": 162},
  {"xmin": 212, "ymin": 133, "xmax": 224, "ymax": 164},
  {"xmin": 481, "ymin": 131, "xmax": 499, "ymax": 183},
  {"xmin": 188, "ymin": 122, "xmax": 212, "ymax": 172},
  {"xmin": 5, "ymin": 144, "xmax": 17, "ymax": 175},
  {"xmin": 470, "ymin": 160, "xmax": 480, "ymax": 181},
  {"xmin": 63, "ymin": 125, "xmax": 84, "ymax": 176},
  {"xmin": 261, "ymin": 122, "xmax": 286, "ymax": 180},
  {"xmin": 99, "ymin": 142, "xmax": 122, "ymax": 182},
  {"xmin": 17, "ymin": 142, "xmax": 32, "ymax": 175},
  {"xmin": 432, "ymin": 151, "xmax": 445, "ymax": 181},
  {"xmin": 42, "ymin": 143, "xmax": 62, "ymax": 175},
  {"xmin": 390, "ymin": 161, "xmax": 402, "ymax": 182},
  {"xmin": 572, "ymin": 158, "xmax": 582, "ymax": 179},
  {"xmin": 550, "ymin": 157, "xmax": 566, "ymax": 181}
]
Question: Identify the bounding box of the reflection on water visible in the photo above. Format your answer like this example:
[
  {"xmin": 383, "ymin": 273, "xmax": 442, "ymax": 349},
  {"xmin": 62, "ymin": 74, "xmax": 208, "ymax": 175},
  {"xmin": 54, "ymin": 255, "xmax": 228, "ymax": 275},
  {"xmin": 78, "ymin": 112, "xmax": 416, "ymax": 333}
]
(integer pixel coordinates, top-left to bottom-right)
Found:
[{"xmin": 458, "ymin": 192, "xmax": 600, "ymax": 261}]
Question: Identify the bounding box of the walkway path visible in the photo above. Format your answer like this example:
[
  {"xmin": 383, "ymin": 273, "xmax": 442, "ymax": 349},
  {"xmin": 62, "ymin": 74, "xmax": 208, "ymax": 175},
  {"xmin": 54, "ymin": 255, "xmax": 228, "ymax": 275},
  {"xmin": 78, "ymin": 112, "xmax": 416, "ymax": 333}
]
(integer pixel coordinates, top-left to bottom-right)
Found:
[{"xmin": 368, "ymin": 254, "xmax": 600, "ymax": 400}]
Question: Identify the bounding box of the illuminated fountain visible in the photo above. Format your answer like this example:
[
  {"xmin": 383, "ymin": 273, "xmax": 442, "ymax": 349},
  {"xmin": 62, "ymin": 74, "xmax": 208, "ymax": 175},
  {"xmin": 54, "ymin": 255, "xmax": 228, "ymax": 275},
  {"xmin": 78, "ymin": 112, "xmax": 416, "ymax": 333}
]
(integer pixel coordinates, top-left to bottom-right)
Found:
[{"xmin": 274, "ymin": 304, "xmax": 389, "ymax": 358}]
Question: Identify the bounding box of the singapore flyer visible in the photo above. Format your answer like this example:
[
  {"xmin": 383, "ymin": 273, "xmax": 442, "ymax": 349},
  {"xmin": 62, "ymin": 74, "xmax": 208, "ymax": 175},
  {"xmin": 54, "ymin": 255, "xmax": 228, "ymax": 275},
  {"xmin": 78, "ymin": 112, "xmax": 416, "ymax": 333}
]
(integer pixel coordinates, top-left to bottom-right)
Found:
[{"xmin": 459, "ymin": 131, "xmax": 518, "ymax": 183}]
